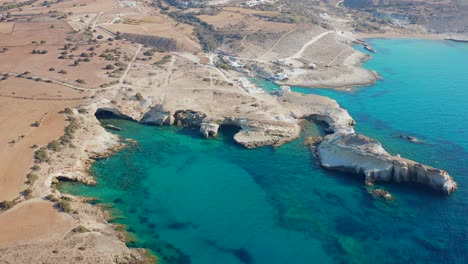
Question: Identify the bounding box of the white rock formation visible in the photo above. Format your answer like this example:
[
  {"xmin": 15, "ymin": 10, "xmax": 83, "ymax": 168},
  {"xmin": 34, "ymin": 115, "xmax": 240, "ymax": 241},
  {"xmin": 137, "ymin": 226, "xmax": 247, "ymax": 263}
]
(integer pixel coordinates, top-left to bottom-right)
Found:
[
  {"xmin": 317, "ymin": 133, "xmax": 457, "ymax": 194},
  {"xmin": 200, "ymin": 122, "xmax": 220, "ymax": 138},
  {"xmin": 233, "ymin": 119, "xmax": 301, "ymax": 148}
]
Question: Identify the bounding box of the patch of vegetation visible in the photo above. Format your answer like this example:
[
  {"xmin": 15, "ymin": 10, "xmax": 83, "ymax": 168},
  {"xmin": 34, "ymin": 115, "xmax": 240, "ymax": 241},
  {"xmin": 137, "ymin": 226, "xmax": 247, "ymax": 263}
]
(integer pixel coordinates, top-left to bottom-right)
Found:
[
  {"xmin": 64, "ymin": 108, "xmax": 73, "ymax": 115},
  {"xmin": 135, "ymin": 92, "xmax": 144, "ymax": 101},
  {"xmin": 0, "ymin": 199, "xmax": 18, "ymax": 211},
  {"xmin": 72, "ymin": 225, "xmax": 90, "ymax": 233},
  {"xmin": 32, "ymin": 50, "xmax": 48, "ymax": 54},
  {"xmin": 26, "ymin": 173, "xmax": 38, "ymax": 184},
  {"xmin": 143, "ymin": 50, "xmax": 154, "ymax": 56},
  {"xmin": 46, "ymin": 195, "xmax": 72, "ymax": 213},
  {"xmin": 31, "ymin": 120, "xmax": 41, "ymax": 127},
  {"xmin": 47, "ymin": 140, "xmax": 62, "ymax": 152},
  {"xmin": 35, "ymin": 147, "xmax": 50, "ymax": 163},
  {"xmin": 64, "ymin": 117, "xmax": 79, "ymax": 137},
  {"xmin": 23, "ymin": 188, "xmax": 33, "ymax": 199}
]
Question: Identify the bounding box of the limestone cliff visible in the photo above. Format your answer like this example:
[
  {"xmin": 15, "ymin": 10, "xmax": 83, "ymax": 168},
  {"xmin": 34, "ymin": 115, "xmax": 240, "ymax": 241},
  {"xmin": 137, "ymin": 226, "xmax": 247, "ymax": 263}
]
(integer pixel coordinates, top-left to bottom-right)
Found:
[{"xmin": 317, "ymin": 133, "xmax": 457, "ymax": 194}]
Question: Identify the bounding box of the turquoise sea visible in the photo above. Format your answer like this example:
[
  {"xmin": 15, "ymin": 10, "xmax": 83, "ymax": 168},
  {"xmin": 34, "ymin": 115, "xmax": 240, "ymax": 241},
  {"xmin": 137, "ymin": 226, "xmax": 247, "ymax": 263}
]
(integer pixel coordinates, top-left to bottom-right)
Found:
[{"xmin": 60, "ymin": 39, "xmax": 468, "ymax": 264}]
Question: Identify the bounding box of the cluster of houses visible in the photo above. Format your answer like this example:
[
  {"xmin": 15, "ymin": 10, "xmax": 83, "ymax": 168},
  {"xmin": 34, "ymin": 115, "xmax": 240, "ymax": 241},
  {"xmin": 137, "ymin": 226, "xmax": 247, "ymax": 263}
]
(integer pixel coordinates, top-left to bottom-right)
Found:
[{"xmin": 243, "ymin": 0, "xmax": 276, "ymax": 7}]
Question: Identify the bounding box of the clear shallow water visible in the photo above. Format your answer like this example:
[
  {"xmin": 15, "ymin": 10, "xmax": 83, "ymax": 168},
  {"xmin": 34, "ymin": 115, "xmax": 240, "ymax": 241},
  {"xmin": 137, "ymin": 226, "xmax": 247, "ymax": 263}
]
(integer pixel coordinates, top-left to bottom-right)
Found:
[{"xmin": 61, "ymin": 39, "xmax": 468, "ymax": 264}]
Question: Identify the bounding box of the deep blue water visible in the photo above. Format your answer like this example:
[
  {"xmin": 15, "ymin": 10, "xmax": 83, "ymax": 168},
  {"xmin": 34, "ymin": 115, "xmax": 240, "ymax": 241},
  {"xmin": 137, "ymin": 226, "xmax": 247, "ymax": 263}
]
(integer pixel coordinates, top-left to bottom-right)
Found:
[{"xmin": 61, "ymin": 39, "xmax": 468, "ymax": 264}]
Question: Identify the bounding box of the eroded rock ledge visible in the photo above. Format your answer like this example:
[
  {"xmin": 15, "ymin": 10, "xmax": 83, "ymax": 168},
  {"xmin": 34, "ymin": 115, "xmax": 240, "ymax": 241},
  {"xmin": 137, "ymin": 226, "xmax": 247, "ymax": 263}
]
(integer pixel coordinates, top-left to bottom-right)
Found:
[
  {"xmin": 94, "ymin": 89, "xmax": 457, "ymax": 194},
  {"xmin": 317, "ymin": 133, "xmax": 457, "ymax": 194}
]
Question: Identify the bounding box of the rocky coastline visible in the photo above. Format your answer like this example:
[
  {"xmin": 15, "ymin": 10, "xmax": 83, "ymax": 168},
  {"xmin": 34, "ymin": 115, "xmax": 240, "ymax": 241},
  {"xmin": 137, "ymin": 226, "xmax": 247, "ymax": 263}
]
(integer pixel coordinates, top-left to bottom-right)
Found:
[
  {"xmin": 317, "ymin": 133, "xmax": 457, "ymax": 194},
  {"xmin": 90, "ymin": 88, "xmax": 457, "ymax": 195}
]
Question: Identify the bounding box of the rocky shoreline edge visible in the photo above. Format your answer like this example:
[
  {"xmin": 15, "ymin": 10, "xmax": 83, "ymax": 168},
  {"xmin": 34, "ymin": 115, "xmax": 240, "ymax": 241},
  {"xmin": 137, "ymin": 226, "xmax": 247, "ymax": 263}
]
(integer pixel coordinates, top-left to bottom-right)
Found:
[
  {"xmin": 88, "ymin": 90, "xmax": 457, "ymax": 195},
  {"xmin": 2, "ymin": 48, "xmax": 457, "ymax": 263},
  {"xmin": 4, "ymin": 89, "xmax": 455, "ymax": 263}
]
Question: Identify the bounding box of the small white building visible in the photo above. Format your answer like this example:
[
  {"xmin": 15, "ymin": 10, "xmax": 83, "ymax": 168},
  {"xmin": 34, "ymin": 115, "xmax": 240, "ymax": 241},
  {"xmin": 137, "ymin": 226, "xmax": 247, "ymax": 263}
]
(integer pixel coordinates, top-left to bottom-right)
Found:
[
  {"xmin": 308, "ymin": 63, "xmax": 317, "ymax": 69},
  {"xmin": 119, "ymin": 1, "xmax": 137, "ymax": 7},
  {"xmin": 244, "ymin": 0, "xmax": 276, "ymax": 7},
  {"xmin": 223, "ymin": 56, "xmax": 245, "ymax": 68},
  {"xmin": 272, "ymin": 72, "xmax": 289, "ymax": 81}
]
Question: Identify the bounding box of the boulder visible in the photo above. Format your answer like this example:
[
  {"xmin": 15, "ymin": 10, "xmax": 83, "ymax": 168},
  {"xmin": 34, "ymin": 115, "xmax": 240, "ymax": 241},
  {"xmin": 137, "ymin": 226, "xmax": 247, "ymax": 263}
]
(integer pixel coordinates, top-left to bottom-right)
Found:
[
  {"xmin": 200, "ymin": 123, "xmax": 220, "ymax": 138},
  {"xmin": 174, "ymin": 110, "xmax": 206, "ymax": 127},
  {"xmin": 141, "ymin": 106, "xmax": 172, "ymax": 126},
  {"xmin": 371, "ymin": 189, "xmax": 394, "ymax": 201}
]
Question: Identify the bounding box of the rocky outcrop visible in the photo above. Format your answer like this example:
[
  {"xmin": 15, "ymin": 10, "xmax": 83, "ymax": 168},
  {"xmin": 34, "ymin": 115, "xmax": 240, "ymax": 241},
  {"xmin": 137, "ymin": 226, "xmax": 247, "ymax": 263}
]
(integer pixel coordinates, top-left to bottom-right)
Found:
[
  {"xmin": 174, "ymin": 110, "xmax": 207, "ymax": 127},
  {"xmin": 233, "ymin": 119, "xmax": 301, "ymax": 148},
  {"xmin": 200, "ymin": 122, "xmax": 220, "ymax": 138},
  {"xmin": 370, "ymin": 188, "xmax": 394, "ymax": 201},
  {"xmin": 141, "ymin": 106, "xmax": 174, "ymax": 126},
  {"xmin": 279, "ymin": 92, "xmax": 356, "ymax": 134},
  {"xmin": 317, "ymin": 133, "xmax": 457, "ymax": 194},
  {"xmin": 95, "ymin": 107, "xmax": 134, "ymax": 120}
]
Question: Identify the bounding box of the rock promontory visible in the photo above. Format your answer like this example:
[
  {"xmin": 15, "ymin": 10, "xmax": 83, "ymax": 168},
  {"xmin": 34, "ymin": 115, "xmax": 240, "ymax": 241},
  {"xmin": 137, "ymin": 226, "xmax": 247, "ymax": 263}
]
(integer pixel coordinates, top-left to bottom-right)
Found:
[{"xmin": 317, "ymin": 133, "xmax": 457, "ymax": 194}]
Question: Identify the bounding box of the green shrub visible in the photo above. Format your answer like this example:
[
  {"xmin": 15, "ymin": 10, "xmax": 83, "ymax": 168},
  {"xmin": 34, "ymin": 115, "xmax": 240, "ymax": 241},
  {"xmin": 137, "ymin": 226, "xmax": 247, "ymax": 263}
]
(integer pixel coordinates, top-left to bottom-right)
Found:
[
  {"xmin": 56, "ymin": 199, "xmax": 71, "ymax": 213},
  {"xmin": 47, "ymin": 140, "xmax": 61, "ymax": 152},
  {"xmin": 23, "ymin": 188, "xmax": 33, "ymax": 199},
  {"xmin": 135, "ymin": 92, "xmax": 143, "ymax": 101},
  {"xmin": 143, "ymin": 50, "xmax": 154, "ymax": 56},
  {"xmin": 72, "ymin": 225, "xmax": 90, "ymax": 233},
  {"xmin": 27, "ymin": 173, "xmax": 38, "ymax": 184},
  {"xmin": 0, "ymin": 200, "xmax": 16, "ymax": 210},
  {"xmin": 64, "ymin": 108, "xmax": 73, "ymax": 115},
  {"xmin": 35, "ymin": 147, "xmax": 50, "ymax": 163}
]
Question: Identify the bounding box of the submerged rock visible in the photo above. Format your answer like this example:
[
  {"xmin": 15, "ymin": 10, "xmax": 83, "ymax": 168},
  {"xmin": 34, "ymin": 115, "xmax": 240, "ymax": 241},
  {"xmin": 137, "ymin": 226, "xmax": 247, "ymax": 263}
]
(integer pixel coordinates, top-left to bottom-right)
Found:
[
  {"xmin": 371, "ymin": 189, "xmax": 394, "ymax": 201},
  {"xmin": 399, "ymin": 134, "xmax": 423, "ymax": 143},
  {"xmin": 105, "ymin": 124, "xmax": 122, "ymax": 131},
  {"xmin": 317, "ymin": 133, "xmax": 457, "ymax": 194}
]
